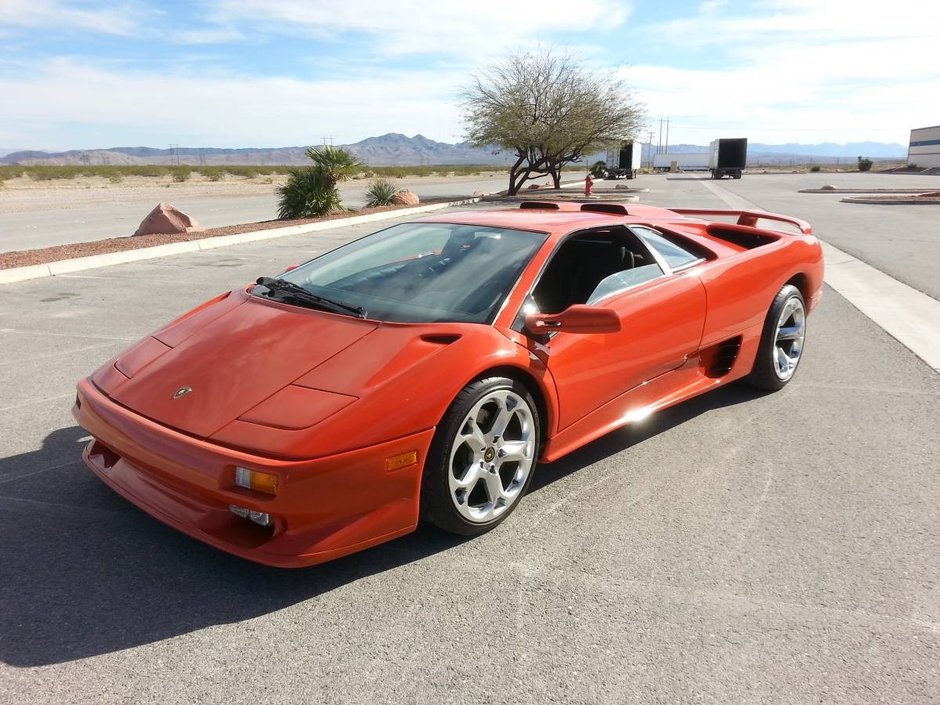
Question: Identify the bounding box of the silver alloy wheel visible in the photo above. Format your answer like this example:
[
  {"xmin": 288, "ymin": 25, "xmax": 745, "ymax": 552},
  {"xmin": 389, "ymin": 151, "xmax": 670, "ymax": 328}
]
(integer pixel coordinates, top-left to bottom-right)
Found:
[
  {"xmin": 773, "ymin": 295, "xmax": 806, "ymax": 381},
  {"xmin": 447, "ymin": 389, "xmax": 535, "ymax": 523}
]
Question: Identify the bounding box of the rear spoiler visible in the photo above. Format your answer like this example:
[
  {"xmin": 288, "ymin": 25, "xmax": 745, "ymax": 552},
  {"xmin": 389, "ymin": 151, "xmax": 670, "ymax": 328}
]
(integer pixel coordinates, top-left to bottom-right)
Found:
[{"xmin": 670, "ymin": 208, "xmax": 812, "ymax": 235}]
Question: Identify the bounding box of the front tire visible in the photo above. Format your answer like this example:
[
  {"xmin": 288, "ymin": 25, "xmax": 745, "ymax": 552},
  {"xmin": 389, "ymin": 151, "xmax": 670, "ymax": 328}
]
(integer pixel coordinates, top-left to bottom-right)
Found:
[
  {"xmin": 420, "ymin": 377, "xmax": 539, "ymax": 536},
  {"xmin": 747, "ymin": 284, "xmax": 806, "ymax": 391}
]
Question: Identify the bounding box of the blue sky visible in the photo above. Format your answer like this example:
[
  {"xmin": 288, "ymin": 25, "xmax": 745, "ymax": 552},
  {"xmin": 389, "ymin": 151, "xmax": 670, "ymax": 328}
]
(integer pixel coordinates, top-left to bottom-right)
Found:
[{"xmin": 1, "ymin": 0, "xmax": 936, "ymax": 151}]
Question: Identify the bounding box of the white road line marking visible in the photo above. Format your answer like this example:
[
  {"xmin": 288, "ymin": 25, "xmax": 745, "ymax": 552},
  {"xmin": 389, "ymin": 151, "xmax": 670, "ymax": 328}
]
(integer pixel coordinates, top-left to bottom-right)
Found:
[
  {"xmin": 0, "ymin": 494, "xmax": 126, "ymax": 514},
  {"xmin": 821, "ymin": 241, "xmax": 940, "ymax": 372},
  {"xmin": 697, "ymin": 178, "xmax": 756, "ymax": 210},
  {"xmin": 0, "ymin": 327, "xmax": 138, "ymax": 342},
  {"xmin": 0, "ymin": 392, "xmax": 74, "ymax": 414},
  {"xmin": 0, "ymin": 459, "xmax": 83, "ymax": 486},
  {"xmin": 6, "ymin": 341, "xmax": 123, "ymax": 363},
  {"xmin": 699, "ymin": 180, "xmax": 940, "ymax": 373}
]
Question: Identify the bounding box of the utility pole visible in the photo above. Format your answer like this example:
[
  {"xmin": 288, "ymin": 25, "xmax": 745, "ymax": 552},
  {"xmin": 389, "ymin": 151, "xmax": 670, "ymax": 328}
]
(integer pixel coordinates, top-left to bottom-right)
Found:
[
  {"xmin": 657, "ymin": 118, "xmax": 663, "ymax": 155},
  {"xmin": 320, "ymin": 136, "xmax": 334, "ymax": 147},
  {"xmin": 665, "ymin": 120, "xmax": 670, "ymax": 154},
  {"xmin": 647, "ymin": 131, "xmax": 655, "ymax": 169}
]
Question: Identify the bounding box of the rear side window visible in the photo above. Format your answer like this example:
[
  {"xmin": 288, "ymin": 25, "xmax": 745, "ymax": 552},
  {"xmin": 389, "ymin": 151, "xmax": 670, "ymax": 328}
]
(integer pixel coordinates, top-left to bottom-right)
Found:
[{"xmin": 631, "ymin": 226, "xmax": 704, "ymax": 271}]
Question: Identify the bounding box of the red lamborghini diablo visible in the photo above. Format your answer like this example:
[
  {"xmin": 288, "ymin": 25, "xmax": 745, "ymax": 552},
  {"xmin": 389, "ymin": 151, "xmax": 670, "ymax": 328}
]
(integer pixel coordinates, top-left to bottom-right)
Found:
[{"xmin": 73, "ymin": 201, "xmax": 823, "ymax": 567}]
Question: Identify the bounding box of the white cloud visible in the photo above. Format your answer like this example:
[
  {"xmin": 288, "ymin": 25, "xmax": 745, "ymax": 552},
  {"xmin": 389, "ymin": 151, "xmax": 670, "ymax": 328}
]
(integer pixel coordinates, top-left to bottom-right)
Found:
[
  {"xmin": 173, "ymin": 28, "xmax": 246, "ymax": 45},
  {"xmin": 2, "ymin": 0, "xmax": 932, "ymax": 150},
  {"xmin": 630, "ymin": 0, "xmax": 940, "ymax": 145},
  {"xmin": 656, "ymin": 0, "xmax": 940, "ymax": 46},
  {"xmin": 207, "ymin": 0, "xmax": 632, "ymax": 55},
  {"xmin": 0, "ymin": 58, "xmax": 468, "ymax": 149},
  {"xmin": 0, "ymin": 0, "xmax": 136, "ymax": 35}
]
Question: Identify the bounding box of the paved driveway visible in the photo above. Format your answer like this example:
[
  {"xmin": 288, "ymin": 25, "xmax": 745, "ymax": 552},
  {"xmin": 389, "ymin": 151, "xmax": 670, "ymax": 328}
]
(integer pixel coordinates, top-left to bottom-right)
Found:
[{"xmin": 1, "ymin": 178, "xmax": 937, "ymax": 704}]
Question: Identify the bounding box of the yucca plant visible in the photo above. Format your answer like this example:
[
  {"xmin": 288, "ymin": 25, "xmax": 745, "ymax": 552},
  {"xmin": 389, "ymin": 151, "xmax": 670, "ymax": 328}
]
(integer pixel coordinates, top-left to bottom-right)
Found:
[
  {"xmin": 277, "ymin": 167, "xmax": 339, "ymax": 219},
  {"xmin": 365, "ymin": 178, "xmax": 399, "ymax": 207},
  {"xmin": 277, "ymin": 145, "xmax": 362, "ymax": 219}
]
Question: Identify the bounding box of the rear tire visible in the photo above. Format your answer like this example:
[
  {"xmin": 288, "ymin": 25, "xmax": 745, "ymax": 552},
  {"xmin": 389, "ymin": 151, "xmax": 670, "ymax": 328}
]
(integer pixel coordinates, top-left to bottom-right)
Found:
[
  {"xmin": 747, "ymin": 285, "xmax": 806, "ymax": 391},
  {"xmin": 420, "ymin": 377, "xmax": 539, "ymax": 536}
]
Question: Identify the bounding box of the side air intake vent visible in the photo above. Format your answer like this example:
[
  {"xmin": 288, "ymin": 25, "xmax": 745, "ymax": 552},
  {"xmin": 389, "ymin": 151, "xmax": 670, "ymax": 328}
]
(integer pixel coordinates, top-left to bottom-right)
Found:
[
  {"xmin": 707, "ymin": 336, "xmax": 742, "ymax": 378},
  {"xmin": 580, "ymin": 203, "xmax": 629, "ymax": 216},
  {"xmin": 519, "ymin": 201, "xmax": 561, "ymax": 210}
]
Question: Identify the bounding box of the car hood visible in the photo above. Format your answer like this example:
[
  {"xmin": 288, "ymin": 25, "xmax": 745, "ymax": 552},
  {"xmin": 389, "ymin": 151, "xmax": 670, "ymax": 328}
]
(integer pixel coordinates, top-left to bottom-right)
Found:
[{"xmin": 109, "ymin": 296, "xmax": 376, "ymax": 438}]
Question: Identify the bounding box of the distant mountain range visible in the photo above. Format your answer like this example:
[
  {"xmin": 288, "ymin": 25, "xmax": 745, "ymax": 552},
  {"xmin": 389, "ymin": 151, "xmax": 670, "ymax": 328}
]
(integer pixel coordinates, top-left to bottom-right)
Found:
[{"xmin": 0, "ymin": 133, "xmax": 908, "ymax": 167}]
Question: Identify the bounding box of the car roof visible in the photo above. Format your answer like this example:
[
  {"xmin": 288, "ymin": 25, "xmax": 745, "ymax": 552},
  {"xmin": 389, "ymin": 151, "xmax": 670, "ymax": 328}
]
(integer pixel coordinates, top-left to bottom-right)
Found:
[
  {"xmin": 415, "ymin": 200, "xmax": 813, "ymax": 243},
  {"xmin": 416, "ymin": 202, "xmax": 697, "ymax": 241}
]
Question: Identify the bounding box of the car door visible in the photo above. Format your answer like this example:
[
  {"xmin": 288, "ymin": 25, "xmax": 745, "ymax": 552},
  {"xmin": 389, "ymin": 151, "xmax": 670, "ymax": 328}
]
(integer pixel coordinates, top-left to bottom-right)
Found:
[{"xmin": 526, "ymin": 226, "xmax": 707, "ymax": 430}]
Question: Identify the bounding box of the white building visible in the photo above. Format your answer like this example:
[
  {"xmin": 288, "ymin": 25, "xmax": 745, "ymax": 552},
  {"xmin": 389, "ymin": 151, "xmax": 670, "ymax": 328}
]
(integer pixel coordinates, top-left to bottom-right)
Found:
[{"xmin": 908, "ymin": 125, "xmax": 940, "ymax": 168}]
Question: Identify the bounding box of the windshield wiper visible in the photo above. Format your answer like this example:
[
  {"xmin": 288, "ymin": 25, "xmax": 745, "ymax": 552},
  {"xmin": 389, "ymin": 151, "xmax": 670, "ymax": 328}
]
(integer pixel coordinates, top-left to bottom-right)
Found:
[{"xmin": 254, "ymin": 277, "xmax": 366, "ymax": 318}]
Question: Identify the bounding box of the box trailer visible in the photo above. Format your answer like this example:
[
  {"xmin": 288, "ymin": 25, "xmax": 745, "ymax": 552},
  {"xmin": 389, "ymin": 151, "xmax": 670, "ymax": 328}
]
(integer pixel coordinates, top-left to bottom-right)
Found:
[
  {"xmin": 604, "ymin": 141, "xmax": 642, "ymax": 179},
  {"xmin": 652, "ymin": 152, "xmax": 710, "ymax": 172},
  {"xmin": 709, "ymin": 138, "xmax": 748, "ymax": 179}
]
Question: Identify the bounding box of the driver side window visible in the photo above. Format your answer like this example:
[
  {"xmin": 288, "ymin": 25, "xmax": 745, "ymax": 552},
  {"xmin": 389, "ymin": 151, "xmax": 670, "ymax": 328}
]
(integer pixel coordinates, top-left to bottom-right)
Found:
[{"xmin": 531, "ymin": 227, "xmax": 664, "ymax": 313}]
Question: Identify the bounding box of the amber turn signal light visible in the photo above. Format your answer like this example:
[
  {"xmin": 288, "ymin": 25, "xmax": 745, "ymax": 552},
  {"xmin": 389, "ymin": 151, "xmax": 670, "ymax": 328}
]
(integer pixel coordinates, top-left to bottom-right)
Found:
[
  {"xmin": 235, "ymin": 467, "xmax": 279, "ymax": 495},
  {"xmin": 385, "ymin": 451, "xmax": 418, "ymax": 472}
]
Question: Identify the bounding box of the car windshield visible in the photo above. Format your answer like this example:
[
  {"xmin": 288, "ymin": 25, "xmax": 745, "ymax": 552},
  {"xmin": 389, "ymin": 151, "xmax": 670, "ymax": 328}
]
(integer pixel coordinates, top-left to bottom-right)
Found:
[{"xmin": 266, "ymin": 222, "xmax": 547, "ymax": 323}]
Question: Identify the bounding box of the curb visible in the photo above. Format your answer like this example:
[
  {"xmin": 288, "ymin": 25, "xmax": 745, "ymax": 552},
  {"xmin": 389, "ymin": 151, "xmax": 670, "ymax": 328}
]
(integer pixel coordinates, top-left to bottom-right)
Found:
[
  {"xmin": 799, "ymin": 188, "xmax": 934, "ymax": 194},
  {"xmin": 840, "ymin": 197, "xmax": 940, "ymax": 205},
  {"xmin": 0, "ymin": 197, "xmax": 482, "ymax": 284}
]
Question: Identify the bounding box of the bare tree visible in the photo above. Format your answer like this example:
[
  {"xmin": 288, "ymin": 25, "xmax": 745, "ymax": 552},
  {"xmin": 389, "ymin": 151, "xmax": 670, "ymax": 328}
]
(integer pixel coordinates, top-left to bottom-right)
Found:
[{"xmin": 462, "ymin": 50, "xmax": 645, "ymax": 195}]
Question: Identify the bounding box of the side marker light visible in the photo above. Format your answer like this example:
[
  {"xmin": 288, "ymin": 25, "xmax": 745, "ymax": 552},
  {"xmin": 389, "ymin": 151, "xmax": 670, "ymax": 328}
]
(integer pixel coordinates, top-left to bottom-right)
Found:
[{"xmin": 385, "ymin": 451, "xmax": 418, "ymax": 472}]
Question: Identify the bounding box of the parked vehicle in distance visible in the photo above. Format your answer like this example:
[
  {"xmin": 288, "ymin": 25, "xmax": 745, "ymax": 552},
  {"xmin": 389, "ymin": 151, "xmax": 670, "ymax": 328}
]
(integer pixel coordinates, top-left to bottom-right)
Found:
[
  {"xmin": 73, "ymin": 201, "xmax": 823, "ymax": 567},
  {"xmin": 605, "ymin": 140, "xmax": 642, "ymax": 179},
  {"xmin": 709, "ymin": 138, "xmax": 748, "ymax": 179},
  {"xmin": 652, "ymin": 152, "xmax": 710, "ymax": 172}
]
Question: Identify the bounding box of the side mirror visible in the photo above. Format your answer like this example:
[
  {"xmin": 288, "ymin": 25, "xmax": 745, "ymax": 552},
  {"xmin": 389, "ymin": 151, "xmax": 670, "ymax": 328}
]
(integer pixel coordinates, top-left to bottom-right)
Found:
[{"xmin": 525, "ymin": 304, "xmax": 621, "ymax": 334}]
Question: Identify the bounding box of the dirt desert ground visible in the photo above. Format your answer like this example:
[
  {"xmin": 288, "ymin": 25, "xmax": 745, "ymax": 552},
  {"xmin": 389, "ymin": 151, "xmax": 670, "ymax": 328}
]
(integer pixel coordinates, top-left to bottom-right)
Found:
[{"xmin": 0, "ymin": 171, "xmax": 508, "ymax": 215}]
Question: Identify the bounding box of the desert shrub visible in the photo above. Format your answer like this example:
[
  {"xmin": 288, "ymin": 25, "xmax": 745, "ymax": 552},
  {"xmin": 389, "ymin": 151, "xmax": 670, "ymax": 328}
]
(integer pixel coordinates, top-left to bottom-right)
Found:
[
  {"xmin": 28, "ymin": 166, "xmax": 76, "ymax": 180},
  {"xmin": 224, "ymin": 166, "xmax": 260, "ymax": 179},
  {"xmin": 0, "ymin": 166, "xmax": 25, "ymax": 180},
  {"xmin": 857, "ymin": 157, "xmax": 873, "ymax": 172},
  {"xmin": 198, "ymin": 166, "xmax": 224, "ymax": 181},
  {"xmin": 95, "ymin": 166, "xmax": 118, "ymax": 181},
  {"xmin": 277, "ymin": 167, "xmax": 340, "ymax": 218},
  {"xmin": 126, "ymin": 165, "xmax": 168, "ymax": 178},
  {"xmin": 810, "ymin": 165, "xmax": 821, "ymax": 172},
  {"xmin": 384, "ymin": 167, "xmax": 409, "ymax": 179},
  {"xmin": 365, "ymin": 178, "xmax": 400, "ymax": 207},
  {"xmin": 277, "ymin": 146, "xmax": 361, "ymax": 219},
  {"xmin": 171, "ymin": 167, "xmax": 192, "ymax": 182}
]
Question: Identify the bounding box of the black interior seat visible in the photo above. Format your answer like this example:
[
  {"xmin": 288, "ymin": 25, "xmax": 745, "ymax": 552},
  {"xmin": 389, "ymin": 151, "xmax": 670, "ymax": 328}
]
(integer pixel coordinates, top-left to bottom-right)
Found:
[{"xmin": 568, "ymin": 242, "xmax": 631, "ymax": 306}]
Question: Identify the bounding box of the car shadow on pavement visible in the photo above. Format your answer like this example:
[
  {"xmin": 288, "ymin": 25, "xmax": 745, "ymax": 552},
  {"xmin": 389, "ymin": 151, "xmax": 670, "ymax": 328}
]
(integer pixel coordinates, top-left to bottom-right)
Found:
[
  {"xmin": 0, "ymin": 383, "xmax": 768, "ymax": 667},
  {"xmin": 0, "ymin": 425, "xmax": 473, "ymax": 668}
]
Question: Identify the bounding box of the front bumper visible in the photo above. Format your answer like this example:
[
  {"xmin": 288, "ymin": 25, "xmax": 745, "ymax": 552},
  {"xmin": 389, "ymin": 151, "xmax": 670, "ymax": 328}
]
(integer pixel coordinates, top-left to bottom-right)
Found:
[{"xmin": 73, "ymin": 379, "xmax": 433, "ymax": 568}]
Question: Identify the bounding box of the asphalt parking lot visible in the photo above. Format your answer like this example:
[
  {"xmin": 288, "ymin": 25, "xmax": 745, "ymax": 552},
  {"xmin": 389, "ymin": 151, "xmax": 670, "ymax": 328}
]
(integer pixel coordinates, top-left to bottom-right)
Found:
[{"xmin": 1, "ymin": 174, "xmax": 938, "ymax": 704}]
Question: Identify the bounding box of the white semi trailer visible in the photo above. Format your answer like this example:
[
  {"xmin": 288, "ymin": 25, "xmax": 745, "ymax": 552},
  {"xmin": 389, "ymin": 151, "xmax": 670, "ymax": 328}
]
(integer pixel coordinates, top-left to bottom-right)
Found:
[
  {"xmin": 652, "ymin": 152, "xmax": 710, "ymax": 172},
  {"xmin": 708, "ymin": 138, "xmax": 748, "ymax": 179},
  {"xmin": 604, "ymin": 141, "xmax": 642, "ymax": 179}
]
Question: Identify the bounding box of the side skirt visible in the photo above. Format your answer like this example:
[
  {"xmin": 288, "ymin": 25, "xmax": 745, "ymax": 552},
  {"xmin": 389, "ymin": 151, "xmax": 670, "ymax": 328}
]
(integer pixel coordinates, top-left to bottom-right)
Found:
[{"xmin": 541, "ymin": 334, "xmax": 758, "ymax": 463}]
